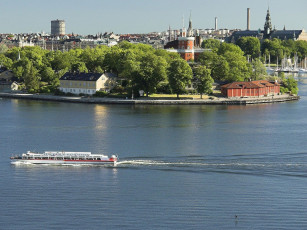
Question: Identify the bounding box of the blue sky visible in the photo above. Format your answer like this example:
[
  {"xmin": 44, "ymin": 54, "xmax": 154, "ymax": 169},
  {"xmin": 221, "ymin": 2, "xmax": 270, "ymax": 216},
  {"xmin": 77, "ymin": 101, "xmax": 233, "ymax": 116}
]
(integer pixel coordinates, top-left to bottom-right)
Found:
[{"xmin": 1, "ymin": 0, "xmax": 306, "ymax": 34}]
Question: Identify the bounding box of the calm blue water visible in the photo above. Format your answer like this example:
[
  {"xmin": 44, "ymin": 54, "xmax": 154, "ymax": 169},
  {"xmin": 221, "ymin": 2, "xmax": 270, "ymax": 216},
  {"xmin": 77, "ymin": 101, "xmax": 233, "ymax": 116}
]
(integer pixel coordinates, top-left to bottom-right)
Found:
[{"xmin": 1, "ymin": 75, "xmax": 307, "ymax": 229}]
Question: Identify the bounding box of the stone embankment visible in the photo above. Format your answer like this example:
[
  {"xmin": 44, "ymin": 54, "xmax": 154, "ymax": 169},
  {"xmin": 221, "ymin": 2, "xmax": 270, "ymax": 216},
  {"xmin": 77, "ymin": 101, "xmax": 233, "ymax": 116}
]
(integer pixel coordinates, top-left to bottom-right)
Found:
[{"xmin": 0, "ymin": 93, "xmax": 300, "ymax": 105}]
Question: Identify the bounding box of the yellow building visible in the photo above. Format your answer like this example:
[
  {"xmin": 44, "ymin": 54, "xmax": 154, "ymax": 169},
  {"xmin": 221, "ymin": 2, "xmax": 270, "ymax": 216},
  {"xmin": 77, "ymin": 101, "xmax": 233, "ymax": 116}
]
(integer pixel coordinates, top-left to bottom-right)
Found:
[{"xmin": 59, "ymin": 72, "xmax": 117, "ymax": 95}]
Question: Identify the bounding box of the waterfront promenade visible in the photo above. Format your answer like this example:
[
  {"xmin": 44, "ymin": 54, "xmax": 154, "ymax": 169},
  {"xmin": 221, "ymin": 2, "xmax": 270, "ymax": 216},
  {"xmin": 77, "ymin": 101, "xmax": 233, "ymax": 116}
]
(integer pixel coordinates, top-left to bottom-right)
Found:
[{"xmin": 0, "ymin": 92, "xmax": 300, "ymax": 105}]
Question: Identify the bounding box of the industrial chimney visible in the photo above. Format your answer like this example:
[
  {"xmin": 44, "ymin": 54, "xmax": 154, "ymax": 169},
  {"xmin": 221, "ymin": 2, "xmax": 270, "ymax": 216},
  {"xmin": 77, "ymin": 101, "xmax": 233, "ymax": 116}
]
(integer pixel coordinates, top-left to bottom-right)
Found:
[
  {"xmin": 247, "ymin": 8, "xmax": 250, "ymax": 30},
  {"xmin": 215, "ymin": 17, "xmax": 218, "ymax": 31}
]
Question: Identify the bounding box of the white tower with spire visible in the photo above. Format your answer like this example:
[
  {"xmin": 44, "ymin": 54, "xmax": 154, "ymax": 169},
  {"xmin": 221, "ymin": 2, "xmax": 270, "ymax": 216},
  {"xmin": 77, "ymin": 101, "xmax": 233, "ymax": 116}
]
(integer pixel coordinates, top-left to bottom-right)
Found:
[{"xmin": 187, "ymin": 12, "xmax": 193, "ymax": 37}]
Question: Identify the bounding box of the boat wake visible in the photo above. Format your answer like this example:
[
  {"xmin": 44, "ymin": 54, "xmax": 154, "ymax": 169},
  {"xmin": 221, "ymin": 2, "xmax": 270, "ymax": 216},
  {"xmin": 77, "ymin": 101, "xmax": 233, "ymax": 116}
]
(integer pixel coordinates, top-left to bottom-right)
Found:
[
  {"xmin": 116, "ymin": 159, "xmax": 268, "ymax": 167},
  {"xmin": 115, "ymin": 159, "xmax": 307, "ymax": 177},
  {"xmin": 11, "ymin": 158, "xmax": 307, "ymax": 177}
]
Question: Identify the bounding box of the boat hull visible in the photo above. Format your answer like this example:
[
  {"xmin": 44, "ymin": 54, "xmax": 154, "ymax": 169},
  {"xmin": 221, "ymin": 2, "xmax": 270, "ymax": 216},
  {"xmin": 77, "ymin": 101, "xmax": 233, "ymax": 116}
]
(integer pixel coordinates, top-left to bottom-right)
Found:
[{"xmin": 11, "ymin": 159, "xmax": 116, "ymax": 165}]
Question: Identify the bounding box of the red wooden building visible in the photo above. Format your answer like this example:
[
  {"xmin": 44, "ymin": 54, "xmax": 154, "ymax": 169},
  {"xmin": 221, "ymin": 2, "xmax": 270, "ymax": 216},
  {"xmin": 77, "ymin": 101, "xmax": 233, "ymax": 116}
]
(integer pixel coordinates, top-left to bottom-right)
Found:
[{"xmin": 221, "ymin": 80, "xmax": 280, "ymax": 98}]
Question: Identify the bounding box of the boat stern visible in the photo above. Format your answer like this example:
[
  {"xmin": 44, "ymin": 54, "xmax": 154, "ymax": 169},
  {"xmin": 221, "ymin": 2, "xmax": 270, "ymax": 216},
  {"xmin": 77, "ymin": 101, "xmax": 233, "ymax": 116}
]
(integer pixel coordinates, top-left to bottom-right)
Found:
[{"xmin": 109, "ymin": 155, "xmax": 118, "ymax": 164}]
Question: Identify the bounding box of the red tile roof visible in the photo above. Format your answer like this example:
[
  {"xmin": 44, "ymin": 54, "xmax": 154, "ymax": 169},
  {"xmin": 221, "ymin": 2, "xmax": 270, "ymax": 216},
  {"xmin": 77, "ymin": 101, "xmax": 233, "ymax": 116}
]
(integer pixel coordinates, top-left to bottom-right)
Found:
[{"xmin": 221, "ymin": 80, "xmax": 279, "ymax": 89}]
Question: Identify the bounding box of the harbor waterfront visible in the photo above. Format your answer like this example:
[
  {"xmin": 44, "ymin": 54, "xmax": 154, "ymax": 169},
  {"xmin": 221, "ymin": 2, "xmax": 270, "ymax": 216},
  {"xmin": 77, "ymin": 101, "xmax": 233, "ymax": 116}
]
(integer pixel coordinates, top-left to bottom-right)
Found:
[
  {"xmin": 1, "ymin": 74, "xmax": 307, "ymax": 229},
  {"xmin": 0, "ymin": 92, "xmax": 300, "ymax": 105}
]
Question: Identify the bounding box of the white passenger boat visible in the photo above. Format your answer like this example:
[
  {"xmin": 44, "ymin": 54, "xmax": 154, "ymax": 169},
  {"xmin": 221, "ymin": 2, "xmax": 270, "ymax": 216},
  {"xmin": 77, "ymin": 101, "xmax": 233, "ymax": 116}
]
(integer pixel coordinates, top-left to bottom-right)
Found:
[{"xmin": 10, "ymin": 151, "xmax": 118, "ymax": 165}]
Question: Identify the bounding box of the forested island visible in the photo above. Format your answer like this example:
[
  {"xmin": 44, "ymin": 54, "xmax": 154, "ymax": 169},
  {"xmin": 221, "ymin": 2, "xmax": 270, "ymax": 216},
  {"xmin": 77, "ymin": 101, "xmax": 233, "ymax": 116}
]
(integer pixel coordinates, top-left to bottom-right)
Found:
[{"xmin": 0, "ymin": 37, "xmax": 305, "ymax": 98}]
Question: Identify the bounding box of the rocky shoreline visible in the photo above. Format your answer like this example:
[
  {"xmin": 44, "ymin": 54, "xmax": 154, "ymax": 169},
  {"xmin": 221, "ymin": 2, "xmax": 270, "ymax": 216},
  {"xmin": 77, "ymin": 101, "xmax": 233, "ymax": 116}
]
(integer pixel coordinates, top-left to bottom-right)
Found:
[{"xmin": 0, "ymin": 93, "xmax": 300, "ymax": 105}]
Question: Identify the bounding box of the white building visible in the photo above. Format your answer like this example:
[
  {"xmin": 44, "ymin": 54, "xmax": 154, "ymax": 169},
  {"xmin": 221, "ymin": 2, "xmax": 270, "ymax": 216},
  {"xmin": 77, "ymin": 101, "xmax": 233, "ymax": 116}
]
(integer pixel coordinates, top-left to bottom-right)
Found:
[{"xmin": 59, "ymin": 72, "xmax": 117, "ymax": 95}]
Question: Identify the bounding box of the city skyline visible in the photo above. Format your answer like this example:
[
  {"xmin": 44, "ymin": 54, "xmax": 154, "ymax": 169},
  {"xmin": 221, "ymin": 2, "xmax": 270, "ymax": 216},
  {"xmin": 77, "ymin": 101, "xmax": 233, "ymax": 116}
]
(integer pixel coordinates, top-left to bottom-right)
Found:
[{"xmin": 1, "ymin": 0, "xmax": 307, "ymax": 35}]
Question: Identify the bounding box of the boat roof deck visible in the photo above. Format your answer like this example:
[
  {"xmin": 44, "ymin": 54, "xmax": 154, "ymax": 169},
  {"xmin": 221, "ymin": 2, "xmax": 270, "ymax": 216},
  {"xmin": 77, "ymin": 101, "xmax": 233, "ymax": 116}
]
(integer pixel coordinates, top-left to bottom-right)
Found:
[{"xmin": 25, "ymin": 151, "xmax": 108, "ymax": 157}]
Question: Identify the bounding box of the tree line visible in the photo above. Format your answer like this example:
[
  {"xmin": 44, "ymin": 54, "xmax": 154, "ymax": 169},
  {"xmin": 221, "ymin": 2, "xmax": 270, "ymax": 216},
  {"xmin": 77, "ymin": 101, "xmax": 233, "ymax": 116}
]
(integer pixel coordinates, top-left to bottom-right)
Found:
[
  {"xmin": 0, "ymin": 42, "xmax": 214, "ymax": 98},
  {"xmin": 202, "ymin": 37, "xmax": 307, "ymax": 63},
  {"xmin": 1, "ymin": 37, "xmax": 302, "ymax": 97}
]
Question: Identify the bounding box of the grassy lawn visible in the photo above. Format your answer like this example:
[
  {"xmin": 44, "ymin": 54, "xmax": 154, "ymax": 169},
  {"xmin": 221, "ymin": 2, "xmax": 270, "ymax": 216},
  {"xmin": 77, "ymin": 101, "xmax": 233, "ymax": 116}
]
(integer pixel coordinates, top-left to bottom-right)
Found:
[{"xmin": 106, "ymin": 91, "xmax": 223, "ymax": 100}]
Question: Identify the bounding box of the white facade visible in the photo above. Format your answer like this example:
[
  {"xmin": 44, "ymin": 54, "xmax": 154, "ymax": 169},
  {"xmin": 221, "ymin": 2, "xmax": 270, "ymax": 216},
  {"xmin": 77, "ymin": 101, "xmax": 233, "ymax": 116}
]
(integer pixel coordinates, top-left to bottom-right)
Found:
[{"xmin": 59, "ymin": 73, "xmax": 117, "ymax": 95}]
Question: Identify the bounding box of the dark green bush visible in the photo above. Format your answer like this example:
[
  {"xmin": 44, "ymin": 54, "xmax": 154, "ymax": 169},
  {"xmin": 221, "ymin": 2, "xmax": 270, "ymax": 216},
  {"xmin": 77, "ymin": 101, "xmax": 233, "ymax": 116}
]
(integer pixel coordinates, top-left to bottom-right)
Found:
[{"xmin": 93, "ymin": 91, "xmax": 108, "ymax": 97}]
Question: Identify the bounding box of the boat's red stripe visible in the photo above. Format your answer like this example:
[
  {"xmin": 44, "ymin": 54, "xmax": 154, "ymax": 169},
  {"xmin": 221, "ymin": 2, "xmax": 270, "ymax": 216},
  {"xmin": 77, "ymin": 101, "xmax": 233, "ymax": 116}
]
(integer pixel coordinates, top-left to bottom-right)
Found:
[{"xmin": 64, "ymin": 160, "xmax": 114, "ymax": 162}]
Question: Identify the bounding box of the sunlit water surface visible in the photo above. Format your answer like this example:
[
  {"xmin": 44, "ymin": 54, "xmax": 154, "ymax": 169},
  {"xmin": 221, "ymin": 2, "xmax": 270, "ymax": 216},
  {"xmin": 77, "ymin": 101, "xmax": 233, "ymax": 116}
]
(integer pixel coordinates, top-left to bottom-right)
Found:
[{"xmin": 1, "ymin": 74, "xmax": 307, "ymax": 229}]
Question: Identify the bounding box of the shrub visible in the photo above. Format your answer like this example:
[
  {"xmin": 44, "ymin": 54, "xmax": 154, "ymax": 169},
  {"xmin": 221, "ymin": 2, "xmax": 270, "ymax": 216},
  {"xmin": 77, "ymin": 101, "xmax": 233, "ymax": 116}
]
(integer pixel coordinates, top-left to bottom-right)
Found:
[
  {"xmin": 28, "ymin": 89, "xmax": 37, "ymax": 94},
  {"xmin": 110, "ymin": 85, "xmax": 126, "ymax": 94},
  {"xmin": 280, "ymin": 86, "xmax": 288, "ymax": 94},
  {"xmin": 53, "ymin": 89, "xmax": 66, "ymax": 96},
  {"xmin": 39, "ymin": 86, "xmax": 51, "ymax": 94},
  {"xmin": 93, "ymin": 91, "xmax": 108, "ymax": 97}
]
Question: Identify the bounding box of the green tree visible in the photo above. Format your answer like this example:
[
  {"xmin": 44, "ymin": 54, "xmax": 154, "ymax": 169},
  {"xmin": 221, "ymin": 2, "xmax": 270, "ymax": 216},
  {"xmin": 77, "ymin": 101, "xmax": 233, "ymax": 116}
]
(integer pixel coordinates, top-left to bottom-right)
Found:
[
  {"xmin": 223, "ymin": 52, "xmax": 252, "ymax": 82},
  {"xmin": 193, "ymin": 66, "xmax": 213, "ymax": 98},
  {"xmin": 40, "ymin": 66, "xmax": 59, "ymax": 87},
  {"xmin": 282, "ymin": 76, "xmax": 298, "ymax": 95},
  {"xmin": 236, "ymin": 37, "xmax": 260, "ymax": 59},
  {"xmin": 0, "ymin": 54, "xmax": 13, "ymax": 69},
  {"xmin": 23, "ymin": 62, "xmax": 40, "ymax": 92},
  {"xmin": 218, "ymin": 42, "xmax": 244, "ymax": 56},
  {"xmin": 261, "ymin": 38, "xmax": 287, "ymax": 63},
  {"xmin": 295, "ymin": 40, "xmax": 307, "ymax": 59},
  {"xmin": 80, "ymin": 46, "xmax": 109, "ymax": 72},
  {"xmin": 198, "ymin": 51, "xmax": 219, "ymax": 68},
  {"xmin": 198, "ymin": 51, "xmax": 229, "ymax": 81},
  {"xmin": 104, "ymin": 46, "xmax": 126, "ymax": 75},
  {"xmin": 201, "ymin": 39, "xmax": 221, "ymax": 50},
  {"xmin": 71, "ymin": 61, "xmax": 88, "ymax": 73},
  {"xmin": 22, "ymin": 46, "xmax": 48, "ymax": 69},
  {"xmin": 212, "ymin": 56, "xmax": 230, "ymax": 81},
  {"xmin": 41, "ymin": 66, "xmax": 55, "ymax": 82},
  {"xmin": 51, "ymin": 51, "xmax": 72, "ymax": 71},
  {"xmin": 5, "ymin": 47, "xmax": 22, "ymax": 61},
  {"xmin": 12, "ymin": 58, "xmax": 31, "ymax": 80},
  {"xmin": 168, "ymin": 58, "xmax": 193, "ymax": 98},
  {"xmin": 250, "ymin": 58, "xmax": 267, "ymax": 80},
  {"xmin": 131, "ymin": 52, "xmax": 167, "ymax": 97}
]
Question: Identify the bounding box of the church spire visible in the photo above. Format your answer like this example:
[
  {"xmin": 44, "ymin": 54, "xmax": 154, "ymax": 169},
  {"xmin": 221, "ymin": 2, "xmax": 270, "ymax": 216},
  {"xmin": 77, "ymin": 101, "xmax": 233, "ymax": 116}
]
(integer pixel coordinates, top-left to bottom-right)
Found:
[
  {"xmin": 264, "ymin": 7, "xmax": 272, "ymax": 37},
  {"xmin": 187, "ymin": 11, "xmax": 193, "ymax": 37}
]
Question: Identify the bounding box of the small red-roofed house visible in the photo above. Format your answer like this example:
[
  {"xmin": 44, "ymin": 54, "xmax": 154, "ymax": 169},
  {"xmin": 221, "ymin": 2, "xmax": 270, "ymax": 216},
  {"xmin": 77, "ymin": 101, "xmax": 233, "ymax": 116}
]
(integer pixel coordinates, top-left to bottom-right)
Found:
[{"xmin": 221, "ymin": 80, "xmax": 280, "ymax": 98}]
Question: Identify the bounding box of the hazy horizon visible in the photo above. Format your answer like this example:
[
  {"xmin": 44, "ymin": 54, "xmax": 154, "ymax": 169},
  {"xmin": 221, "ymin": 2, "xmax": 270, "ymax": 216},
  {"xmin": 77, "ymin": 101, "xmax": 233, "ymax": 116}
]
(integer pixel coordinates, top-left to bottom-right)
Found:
[{"xmin": 1, "ymin": 0, "xmax": 306, "ymax": 35}]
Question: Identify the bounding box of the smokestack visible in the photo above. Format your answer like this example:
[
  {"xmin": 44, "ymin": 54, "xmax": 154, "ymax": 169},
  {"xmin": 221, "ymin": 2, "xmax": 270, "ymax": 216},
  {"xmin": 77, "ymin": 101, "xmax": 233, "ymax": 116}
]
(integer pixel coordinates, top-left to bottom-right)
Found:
[
  {"xmin": 247, "ymin": 8, "xmax": 250, "ymax": 30},
  {"xmin": 215, "ymin": 17, "xmax": 218, "ymax": 31}
]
